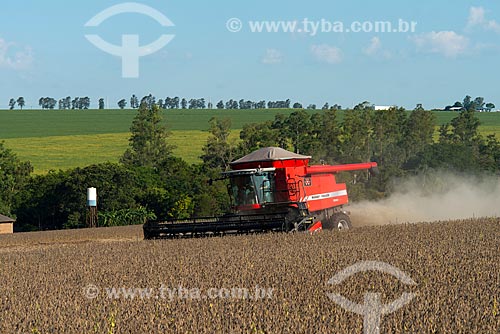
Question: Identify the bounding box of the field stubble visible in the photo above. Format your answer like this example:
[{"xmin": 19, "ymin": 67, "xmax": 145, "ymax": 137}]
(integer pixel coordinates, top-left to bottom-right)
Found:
[{"xmin": 0, "ymin": 219, "xmax": 498, "ymax": 333}]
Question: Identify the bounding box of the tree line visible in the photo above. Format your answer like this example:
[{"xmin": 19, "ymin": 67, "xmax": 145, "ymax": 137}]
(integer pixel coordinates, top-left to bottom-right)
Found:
[
  {"xmin": 8, "ymin": 96, "xmax": 92, "ymax": 110},
  {"xmin": 6, "ymin": 94, "xmax": 497, "ymax": 111},
  {"xmin": 201, "ymin": 105, "xmax": 500, "ymax": 198},
  {"xmin": 8, "ymin": 94, "xmax": 326, "ymax": 111},
  {"xmin": 117, "ymin": 95, "xmax": 327, "ymax": 110},
  {"xmin": 1, "ymin": 101, "xmax": 499, "ymax": 231},
  {"xmin": 444, "ymin": 95, "xmax": 495, "ymax": 112}
]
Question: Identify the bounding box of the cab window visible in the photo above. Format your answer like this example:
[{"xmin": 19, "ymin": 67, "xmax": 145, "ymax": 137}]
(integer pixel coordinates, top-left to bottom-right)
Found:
[
  {"xmin": 253, "ymin": 172, "xmax": 275, "ymax": 203},
  {"xmin": 230, "ymin": 175, "xmax": 257, "ymax": 206}
]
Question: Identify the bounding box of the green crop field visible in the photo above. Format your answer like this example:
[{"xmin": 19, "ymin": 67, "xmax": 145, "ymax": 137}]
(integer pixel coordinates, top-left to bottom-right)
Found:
[
  {"xmin": 1, "ymin": 109, "xmax": 500, "ymax": 173},
  {"xmin": 0, "ymin": 109, "xmax": 282, "ymax": 173}
]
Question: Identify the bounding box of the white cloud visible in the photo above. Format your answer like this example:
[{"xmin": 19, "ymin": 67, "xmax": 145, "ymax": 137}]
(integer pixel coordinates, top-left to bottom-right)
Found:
[
  {"xmin": 310, "ymin": 44, "xmax": 342, "ymax": 64},
  {"xmin": 411, "ymin": 31, "xmax": 469, "ymax": 58},
  {"xmin": 0, "ymin": 38, "xmax": 33, "ymax": 70},
  {"xmin": 363, "ymin": 37, "xmax": 381, "ymax": 56},
  {"xmin": 485, "ymin": 20, "xmax": 500, "ymax": 33},
  {"xmin": 467, "ymin": 6, "xmax": 500, "ymax": 33},
  {"xmin": 363, "ymin": 37, "xmax": 392, "ymax": 59},
  {"xmin": 261, "ymin": 48, "xmax": 283, "ymax": 64},
  {"xmin": 468, "ymin": 6, "xmax": 486, "ymax": 27}
]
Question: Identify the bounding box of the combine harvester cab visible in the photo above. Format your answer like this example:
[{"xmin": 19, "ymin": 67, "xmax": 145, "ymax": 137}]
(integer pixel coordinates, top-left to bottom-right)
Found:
[{"xmin": 143, "ymin": 147, "xmax": 377, "ymax": 239}]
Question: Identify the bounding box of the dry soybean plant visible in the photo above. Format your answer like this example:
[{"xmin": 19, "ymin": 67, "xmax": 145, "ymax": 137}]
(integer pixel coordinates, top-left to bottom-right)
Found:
[{"xmin": 0, "ymin": 219, "xmax": 498, "ymax": 333}]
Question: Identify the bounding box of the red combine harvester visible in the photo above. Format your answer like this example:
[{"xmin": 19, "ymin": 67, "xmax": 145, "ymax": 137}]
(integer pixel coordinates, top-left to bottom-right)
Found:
[{"xmin": 143, "ymin": 147, "xmax": 377, "ymax": 239}]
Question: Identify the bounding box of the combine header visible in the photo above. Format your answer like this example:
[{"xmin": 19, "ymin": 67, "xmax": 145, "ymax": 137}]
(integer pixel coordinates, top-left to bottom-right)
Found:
[{"xmin": 144, "ymin": 147, "xmax": 377, "ymax": 239}]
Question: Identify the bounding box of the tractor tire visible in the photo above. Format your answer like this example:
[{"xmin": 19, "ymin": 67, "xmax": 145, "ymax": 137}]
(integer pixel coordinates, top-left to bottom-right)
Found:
[{"xmin": 323, "ymin": 212, "xmax": 352, "ymax": 231}]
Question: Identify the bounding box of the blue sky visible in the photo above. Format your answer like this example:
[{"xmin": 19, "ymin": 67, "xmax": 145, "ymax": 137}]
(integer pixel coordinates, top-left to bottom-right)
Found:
[{"xmin": 0, "ymin": 0, "xmax": 499, "ymax": 109}]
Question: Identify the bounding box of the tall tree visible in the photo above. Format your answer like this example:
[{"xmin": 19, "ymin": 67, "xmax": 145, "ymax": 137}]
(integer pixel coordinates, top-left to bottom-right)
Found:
[
  {"xmin": 130, "ymin": 94, "xmax": 139, "ymax": 108},
  {"xmin": 82, "ymin": 97, "xmax": 90, "ymax": 109},
  {"xmin": 449, "ymin": 109, "xmax": 481, "ymax": 144},
  {"xmin": 16, "ymin": 97, "xmax": 25, "ymax": 110},
  {"xmin": 473, "ymin": 97, "xmax": 485, "ymax": 111},
  {"xmin": 340, "ymin": 108, "xmax": 372, "ymax": 162},
  {"xmin": 117, "ymin": 99, "xmax": 127, "ymax": 109},
  {"xmin": 173, "ymin": 97, "xmax": 180, "ymax": 109},
  {"xmin": 63, "ymin": 96, "xmax": 71, "ymax": 109},
  {"xmin": 238, "ymin": 121, "xmax": 278, "ymax": 154},
  {"xmin": 8, "ymin": 98, "xmax": 16, "ymax": 110},
  {"xmin": 314, "ymin": 109, "xmax": 341, "ymax": 162},
  {"xmin": 201, "ymin": 117, "xmax": 235, "ymax": 171},
  {"xmin": 463, "ymin": 95, "xmax": 472, "ymax": 111},
  {"xmin": 404, "ymin": 105, "xmax": 436, "ymax": 158},
  {"xmin": 121, "ymin": 104, "xmax": 174, "ymax": 168},
  {"xmin": 485, "ymin": 103, "xmax": 495, "ymax": 111},
  {"xmin": 0, "ymin": 142, "xmax": 33, "ymax": 215},
  {"xmin": 98, "ymin": 98, "xmax": 105, "ymax": 109},
  {"xmin": 371, "ymin": 106, "xmax": 407, "ymax": 165},
  {"xmin": 370, "ymin": 107, "xmax": 408, "ymax": 187},
  {"xmin": 71, "ymin": 97, "xmax": 79, "ymax": 109},
  {"xmin": 140, "ymin": 94, "xmax": 156, "ymax": 108},
  {"xmin": 284, "ymin": 110, "xmax": 312, "ymax": 154}
]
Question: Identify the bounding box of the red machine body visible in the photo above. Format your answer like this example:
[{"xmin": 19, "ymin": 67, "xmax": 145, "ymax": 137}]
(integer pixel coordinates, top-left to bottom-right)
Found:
[{"xmin": 230, "ymin": 148, "xmax": 377, "ymax": 217}]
